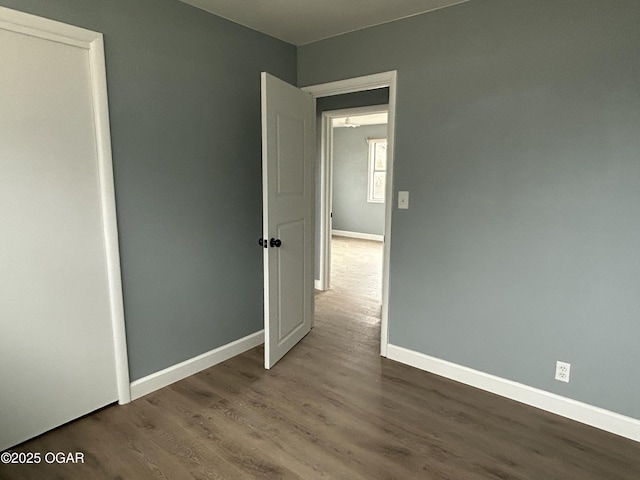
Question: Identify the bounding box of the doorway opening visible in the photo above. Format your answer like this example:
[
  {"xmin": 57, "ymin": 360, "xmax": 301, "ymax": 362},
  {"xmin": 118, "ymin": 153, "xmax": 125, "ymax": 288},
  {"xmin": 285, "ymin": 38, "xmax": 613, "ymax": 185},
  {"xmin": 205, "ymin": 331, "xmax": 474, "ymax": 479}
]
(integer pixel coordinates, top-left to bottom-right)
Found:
[
  {"xmin": 323, "ymin": 107, "xmax": 388, "ymax": 333},
  {"xmin": 320, "ymin": 105, "xmax": 388, "ymax": 287},
  {"xmin": 303, "ymin": 71, "xmax": 397, "ymax": 357}
]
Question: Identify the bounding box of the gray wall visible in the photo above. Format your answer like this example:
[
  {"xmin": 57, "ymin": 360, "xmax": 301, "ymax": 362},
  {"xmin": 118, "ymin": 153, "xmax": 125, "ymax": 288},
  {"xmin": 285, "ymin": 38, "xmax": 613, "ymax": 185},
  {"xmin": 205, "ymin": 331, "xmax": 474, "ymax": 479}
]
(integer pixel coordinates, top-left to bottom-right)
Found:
[
  {"xmin": 0, "ymin": 0, "xmax": 296, "ymax": 381},
  {"xmin": 299, "ymin": 0, "xmax": 640, "ymax": 419},
  {"xmin": 332, "ymin": 124, "xmax": 387, "ymax": 235}
]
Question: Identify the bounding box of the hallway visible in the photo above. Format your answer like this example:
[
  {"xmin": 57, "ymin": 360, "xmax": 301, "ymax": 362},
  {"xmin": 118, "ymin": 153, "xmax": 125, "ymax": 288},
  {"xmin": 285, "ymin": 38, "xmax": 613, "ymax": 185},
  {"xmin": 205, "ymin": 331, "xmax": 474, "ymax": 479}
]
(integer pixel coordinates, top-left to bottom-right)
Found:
[{"xmin": 317, "ymin": 235, "xmax": 384, "ymax": 327}]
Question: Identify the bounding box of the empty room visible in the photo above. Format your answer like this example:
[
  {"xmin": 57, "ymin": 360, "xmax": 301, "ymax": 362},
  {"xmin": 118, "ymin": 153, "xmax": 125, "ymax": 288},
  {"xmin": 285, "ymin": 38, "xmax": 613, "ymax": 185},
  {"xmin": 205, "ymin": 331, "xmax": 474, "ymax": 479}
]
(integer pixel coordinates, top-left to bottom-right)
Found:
[{"xmin": 1, "ymin": 0, "xmax": 639, "ymax": 478}]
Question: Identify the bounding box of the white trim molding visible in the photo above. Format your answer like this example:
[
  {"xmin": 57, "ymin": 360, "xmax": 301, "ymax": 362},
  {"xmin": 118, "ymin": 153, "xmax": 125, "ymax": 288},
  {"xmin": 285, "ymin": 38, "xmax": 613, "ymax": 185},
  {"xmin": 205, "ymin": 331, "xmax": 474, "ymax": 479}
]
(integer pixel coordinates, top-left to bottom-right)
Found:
[
  {"xmin": 387, "ymin": 344, "xmax": 640, "ymax": 443},
  {"xmin": 302, "ymin": 71, "xmax": 396, "ymax": 98},
  {"xmin": 332, "ymin": 230, "xmax": 384, "ymax": 242},
  {"xmin": 303, "ymin": 70, "xmax": 397, "ymax": 358},
  {"xmin": 89, "ymin": 30, "xmax": 131, "ymax": 407},
  {"xmin": 0, "ymin": 7, "xmax": 131, "ymax": 405},
  {"xmin": 130, "ymin": 330, "xmax": 264, "ymax": 401}
]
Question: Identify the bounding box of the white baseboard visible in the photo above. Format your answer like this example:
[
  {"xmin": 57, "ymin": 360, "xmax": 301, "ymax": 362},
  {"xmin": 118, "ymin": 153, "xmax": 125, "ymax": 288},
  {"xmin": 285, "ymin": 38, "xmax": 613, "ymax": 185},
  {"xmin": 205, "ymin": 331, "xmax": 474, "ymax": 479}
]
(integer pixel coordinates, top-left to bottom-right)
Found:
[
  {"xmin": 314, "ymin": 279, "xmax": 322, "ymax": 290},
  {"xmin": 332, "ymin": 229, "xmax": 383, "ymax": 242},
  {"xmin": 386, "ymin": 344, "xmax": 640, "ymax": 443},
  {"xmin": 130, "ymin": 330, "xmax": 264, "ymax": 401}
]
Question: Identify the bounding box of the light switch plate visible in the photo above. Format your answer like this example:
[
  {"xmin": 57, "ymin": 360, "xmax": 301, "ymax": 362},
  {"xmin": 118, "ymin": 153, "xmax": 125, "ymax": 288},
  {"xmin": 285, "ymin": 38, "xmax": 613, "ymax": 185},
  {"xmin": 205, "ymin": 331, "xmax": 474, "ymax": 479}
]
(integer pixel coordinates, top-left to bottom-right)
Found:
[{"xmin": 398, "ymin": 191, "xmax": 409, "ymax": 209}]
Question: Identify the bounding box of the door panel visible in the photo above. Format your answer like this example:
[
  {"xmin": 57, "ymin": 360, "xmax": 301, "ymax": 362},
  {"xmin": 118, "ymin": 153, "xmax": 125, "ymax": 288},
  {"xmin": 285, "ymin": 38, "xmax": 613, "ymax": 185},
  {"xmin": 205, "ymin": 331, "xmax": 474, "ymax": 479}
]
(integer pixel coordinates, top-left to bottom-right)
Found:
[
  {"xmin": 0, "ymin": 13, "xmax": 119, "ymax": 450},
  {"xmin": 277, "ymin": 219, "xmax": 305, "ymax": 339},
  {"xmin": 261, "ymin": 73, "xmax": 315, "ymax": 369},
  {"xmin": 276, "ymin": 114, "xmax": 306, "ymax": 195}
]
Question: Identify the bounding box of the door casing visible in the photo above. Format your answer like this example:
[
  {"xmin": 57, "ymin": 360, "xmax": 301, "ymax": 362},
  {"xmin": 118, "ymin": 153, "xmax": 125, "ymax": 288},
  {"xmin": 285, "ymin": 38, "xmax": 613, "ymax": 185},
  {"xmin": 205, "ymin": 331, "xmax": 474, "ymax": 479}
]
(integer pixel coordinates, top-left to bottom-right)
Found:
[{"xmin": 302, "ymin": 71, "xmax": 398, "ymax": 357}]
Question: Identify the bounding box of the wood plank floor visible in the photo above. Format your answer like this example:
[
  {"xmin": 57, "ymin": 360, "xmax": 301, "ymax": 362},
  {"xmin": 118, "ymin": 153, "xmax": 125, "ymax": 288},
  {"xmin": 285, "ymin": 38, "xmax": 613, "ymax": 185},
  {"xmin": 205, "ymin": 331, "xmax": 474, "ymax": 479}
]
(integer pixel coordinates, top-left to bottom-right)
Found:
[{"xmin": 2, "ymin": 236, "xmax": 639, "ymax": 479}]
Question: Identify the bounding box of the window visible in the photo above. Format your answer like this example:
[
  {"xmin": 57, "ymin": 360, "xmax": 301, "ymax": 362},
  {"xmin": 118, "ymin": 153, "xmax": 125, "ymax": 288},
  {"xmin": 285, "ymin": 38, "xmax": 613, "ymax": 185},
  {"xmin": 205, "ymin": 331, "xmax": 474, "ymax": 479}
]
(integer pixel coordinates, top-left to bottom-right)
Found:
[{"xmin": 367, "ymin": 138, "xmax": 387, "ymax": 203}]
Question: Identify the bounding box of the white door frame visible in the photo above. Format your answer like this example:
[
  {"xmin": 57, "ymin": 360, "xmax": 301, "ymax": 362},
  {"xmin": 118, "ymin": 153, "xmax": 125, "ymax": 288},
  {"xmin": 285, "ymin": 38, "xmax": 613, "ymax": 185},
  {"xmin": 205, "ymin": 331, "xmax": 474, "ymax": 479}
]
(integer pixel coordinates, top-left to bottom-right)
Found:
[
  {"xmin": 0, "ymin": 7, "xmax": 131, "ymax": 404},
  {"xmin": 302, "ymin": 71, "xmax": 397, "ymax": 357},
  {"xmin": 315, "ymin": 104, "xmax": 389, "ymax": 292}
]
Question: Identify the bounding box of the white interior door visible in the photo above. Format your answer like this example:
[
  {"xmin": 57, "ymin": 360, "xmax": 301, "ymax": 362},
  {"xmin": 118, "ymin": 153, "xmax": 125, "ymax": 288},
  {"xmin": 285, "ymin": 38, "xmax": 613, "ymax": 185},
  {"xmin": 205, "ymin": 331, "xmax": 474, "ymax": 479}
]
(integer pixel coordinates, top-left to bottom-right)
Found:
[
  {"xmin": 0, "ymin": 9, "xmax": 126, "ymax": 451},
  {"xmin": 261, "ymin": 72, "xmax": 315, "ymax": 369}
]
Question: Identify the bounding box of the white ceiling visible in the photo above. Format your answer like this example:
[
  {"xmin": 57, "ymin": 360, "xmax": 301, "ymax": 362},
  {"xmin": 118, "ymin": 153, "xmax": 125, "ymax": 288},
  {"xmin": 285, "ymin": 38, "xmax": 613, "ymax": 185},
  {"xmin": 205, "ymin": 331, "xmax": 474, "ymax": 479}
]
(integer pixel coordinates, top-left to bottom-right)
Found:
[
  {"xmin": 179, "ymin": 0, "xmax": 470, "ymax": 46},
  {"xmin": 333, "ymin": 112, "xmax": 388, "ymax": 128}
]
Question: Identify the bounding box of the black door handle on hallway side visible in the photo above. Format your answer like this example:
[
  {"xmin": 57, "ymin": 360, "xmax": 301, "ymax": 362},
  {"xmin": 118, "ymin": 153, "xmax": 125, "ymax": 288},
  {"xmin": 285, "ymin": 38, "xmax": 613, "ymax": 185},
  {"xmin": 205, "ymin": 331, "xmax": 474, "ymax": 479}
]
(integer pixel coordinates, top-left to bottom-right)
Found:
[{"xmin": 270, "ymin": 238, "xmax": 282, "ymax": 248}]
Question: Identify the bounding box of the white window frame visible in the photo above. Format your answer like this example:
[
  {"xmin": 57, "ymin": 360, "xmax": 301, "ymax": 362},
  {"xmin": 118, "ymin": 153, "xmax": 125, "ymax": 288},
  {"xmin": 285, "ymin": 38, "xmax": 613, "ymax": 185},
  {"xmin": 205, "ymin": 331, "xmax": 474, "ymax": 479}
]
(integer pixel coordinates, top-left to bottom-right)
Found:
[{"xmin": 367, "ymin": 138, "xmax": 387, "ymax": 203}]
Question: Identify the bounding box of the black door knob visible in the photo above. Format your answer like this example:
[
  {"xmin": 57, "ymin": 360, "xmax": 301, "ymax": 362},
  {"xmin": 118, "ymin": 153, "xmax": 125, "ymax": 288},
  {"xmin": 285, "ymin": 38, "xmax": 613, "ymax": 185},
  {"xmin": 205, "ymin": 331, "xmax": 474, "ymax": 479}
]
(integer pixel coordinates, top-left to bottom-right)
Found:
[
  {"xmin": 270, "ymin": 238, "xmax": 282, "ymax": 248},
  {"xmin": 258, "ymin": 237, "xmax": 267, "ymax": 248}
]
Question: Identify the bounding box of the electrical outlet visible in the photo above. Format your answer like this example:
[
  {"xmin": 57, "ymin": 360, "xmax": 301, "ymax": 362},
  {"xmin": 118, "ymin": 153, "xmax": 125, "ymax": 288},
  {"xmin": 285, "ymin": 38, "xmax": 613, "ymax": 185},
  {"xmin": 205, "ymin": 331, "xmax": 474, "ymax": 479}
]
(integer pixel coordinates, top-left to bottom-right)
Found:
[{"xmin": 555, "ymin": 361, "xmax": 571, "ymax": 383}]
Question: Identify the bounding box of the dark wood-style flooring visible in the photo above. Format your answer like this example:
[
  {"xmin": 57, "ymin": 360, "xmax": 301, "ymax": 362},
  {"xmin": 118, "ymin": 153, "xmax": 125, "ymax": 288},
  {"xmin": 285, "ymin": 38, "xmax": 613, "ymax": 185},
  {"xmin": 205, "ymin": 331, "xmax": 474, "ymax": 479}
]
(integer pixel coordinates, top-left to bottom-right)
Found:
[{"xmin": 1, "ymin": 236, "xmax": 639, "ymax": 479}]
